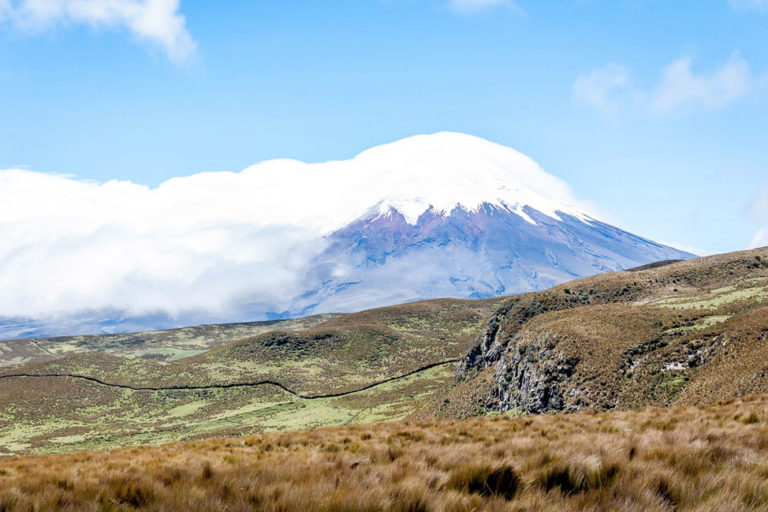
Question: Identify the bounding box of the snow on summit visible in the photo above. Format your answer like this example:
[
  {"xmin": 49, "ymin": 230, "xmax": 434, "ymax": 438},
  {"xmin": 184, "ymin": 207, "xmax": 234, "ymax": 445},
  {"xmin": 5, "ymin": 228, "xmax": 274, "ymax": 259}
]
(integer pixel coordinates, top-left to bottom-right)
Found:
[
  {"xmin": 350, "ymin": 132, "xmax": 593, "ymax": 225},
  {"xmin": 239, "ymin": 132, "xmax": 593, "ymax": 232}
]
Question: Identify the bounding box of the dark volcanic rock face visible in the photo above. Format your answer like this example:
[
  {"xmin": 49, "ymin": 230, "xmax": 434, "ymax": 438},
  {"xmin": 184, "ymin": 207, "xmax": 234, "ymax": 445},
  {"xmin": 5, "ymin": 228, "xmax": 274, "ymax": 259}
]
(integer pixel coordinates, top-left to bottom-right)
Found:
[{"xmin": 489, "ymin": 331, "xmax": 581, "ymax": 414}]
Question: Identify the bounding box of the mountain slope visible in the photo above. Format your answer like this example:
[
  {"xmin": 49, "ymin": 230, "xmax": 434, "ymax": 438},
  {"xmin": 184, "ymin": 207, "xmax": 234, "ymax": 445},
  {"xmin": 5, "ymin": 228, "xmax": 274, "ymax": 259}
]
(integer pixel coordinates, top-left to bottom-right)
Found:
[
  {"xmin": 292, "ymin": 204, "xmax": 692, "ymax": 316},
  {"xmin": 287, "ymin": 132, "xmax": 691, "ymax": 317}
]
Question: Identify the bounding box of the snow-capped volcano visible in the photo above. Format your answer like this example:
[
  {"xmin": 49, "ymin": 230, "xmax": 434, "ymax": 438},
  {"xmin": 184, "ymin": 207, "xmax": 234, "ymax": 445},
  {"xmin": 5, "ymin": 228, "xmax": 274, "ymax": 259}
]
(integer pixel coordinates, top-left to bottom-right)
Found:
[
  {"xmin": 0, "ymin": 132, "xmax": 693, "ymax": 338},
  {"xmin": 202, "ymin": 131, "xmax": 594, "ymax": 239},
  {"xmin": 336, "ymin": 132, "xmax": 592, "ymax": 227},
  {"xmin": 279, "ymin": 132, "xmax": 692, "ymax": 317}
]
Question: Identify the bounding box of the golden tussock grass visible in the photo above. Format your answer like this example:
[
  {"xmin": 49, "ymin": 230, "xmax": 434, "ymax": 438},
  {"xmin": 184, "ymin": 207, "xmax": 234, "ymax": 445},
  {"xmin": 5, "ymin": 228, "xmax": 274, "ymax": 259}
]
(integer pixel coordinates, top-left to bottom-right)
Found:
[{"xmin": 1, "ymin": 393, "xmax": 767, "ymax": 511}]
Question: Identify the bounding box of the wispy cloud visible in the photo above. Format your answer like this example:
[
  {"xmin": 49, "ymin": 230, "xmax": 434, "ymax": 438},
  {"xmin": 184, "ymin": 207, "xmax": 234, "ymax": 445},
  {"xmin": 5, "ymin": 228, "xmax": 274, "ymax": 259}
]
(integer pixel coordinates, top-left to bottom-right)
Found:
[
  {"xmin": 729, "ymin": 0, "xmax": 768, "ymax": 12},
  {"xmin": 0, "ymin": 0, "xmax": 195, "ymax": 63},
  {"xmin": 649, "ymin": 54, "xmax": 752, "ymax": 115},
  {"xmin": 748, "ymin": 183, "xmax": 768, "ymax": 248},
  {"xmin": 447, "ymin": 0, "xmax": 517, "ymax": 14},
  {"xmin": 572, "ymin": 63, "xmax": 630, "ymax": 114},
  {"xmin": 575, "ymin": 54, "xmax": 759, "ymax": 116}
]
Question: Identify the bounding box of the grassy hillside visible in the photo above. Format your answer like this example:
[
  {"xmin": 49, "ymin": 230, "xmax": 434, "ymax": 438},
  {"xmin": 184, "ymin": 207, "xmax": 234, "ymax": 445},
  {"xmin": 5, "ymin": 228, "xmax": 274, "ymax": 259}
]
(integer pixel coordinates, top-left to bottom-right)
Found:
[
  {"xmin": 0, "ymin": 298, "xmax": 501, "ymax": 456},
  {"xmin": 1, "ymin": 393, "xmax": 766, "ymax": 511},
  {"xmin": 436, "ymin": 248, "xmax": 768, "ymax": 418}
]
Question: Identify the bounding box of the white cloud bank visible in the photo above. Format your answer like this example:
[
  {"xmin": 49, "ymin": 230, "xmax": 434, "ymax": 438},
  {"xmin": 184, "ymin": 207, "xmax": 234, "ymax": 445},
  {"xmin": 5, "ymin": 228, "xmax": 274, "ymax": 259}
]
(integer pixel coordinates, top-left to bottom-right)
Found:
[
  {"xmin": 574, "ymin": 54, "xmax": 757, "ymax": 115},
  {"xmin": 0, "ymin": 132, "xmax": 589, "ymax": 322},
  {"xmin": 0, "ymin": 0, "xmax": 195, "ymax": 63},
  {"xmin": 0, "ymin": 169, "xmax": 324, "ymax": 320}
]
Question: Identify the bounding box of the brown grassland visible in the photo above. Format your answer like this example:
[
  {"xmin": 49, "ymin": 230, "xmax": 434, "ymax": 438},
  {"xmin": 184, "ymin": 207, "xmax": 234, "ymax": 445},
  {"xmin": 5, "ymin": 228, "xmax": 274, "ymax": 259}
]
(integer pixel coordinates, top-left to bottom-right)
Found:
[{"xmin": 0, "ymin": 393, "xmax": 767, "ymax": 511}]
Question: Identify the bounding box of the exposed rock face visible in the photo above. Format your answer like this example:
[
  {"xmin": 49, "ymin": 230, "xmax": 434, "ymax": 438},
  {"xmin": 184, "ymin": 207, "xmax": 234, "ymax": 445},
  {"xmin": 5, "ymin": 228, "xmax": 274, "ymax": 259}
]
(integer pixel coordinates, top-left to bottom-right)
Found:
[
  {"xmin": 456, "ymin": 293, "xmax": 570, "ymax": 378},
  {"xmin": 488, "ymin": 332, "xmax": 581, "ymax": 413},
  {"xmin": 458, "ymin": 296, "xmax": 592, "ymax": 414},
  {"xmin": 456, "ymin": 293, "xmax": 587, "ymax": 414}
]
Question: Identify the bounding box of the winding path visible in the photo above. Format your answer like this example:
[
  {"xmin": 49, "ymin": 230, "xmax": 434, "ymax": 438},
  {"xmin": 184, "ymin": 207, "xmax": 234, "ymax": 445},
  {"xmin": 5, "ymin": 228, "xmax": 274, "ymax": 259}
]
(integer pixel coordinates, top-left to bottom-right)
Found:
[{"xmin": 0, "ymin": 359, "xmax": 460, "ymax": 400}]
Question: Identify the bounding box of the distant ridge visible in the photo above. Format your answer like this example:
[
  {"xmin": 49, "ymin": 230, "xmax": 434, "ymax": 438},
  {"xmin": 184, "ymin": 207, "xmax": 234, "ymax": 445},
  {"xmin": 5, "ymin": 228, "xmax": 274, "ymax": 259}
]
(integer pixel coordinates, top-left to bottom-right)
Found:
[{"xmin": 626, "ymin": 259, "xmax": 685, "ymax": 272}]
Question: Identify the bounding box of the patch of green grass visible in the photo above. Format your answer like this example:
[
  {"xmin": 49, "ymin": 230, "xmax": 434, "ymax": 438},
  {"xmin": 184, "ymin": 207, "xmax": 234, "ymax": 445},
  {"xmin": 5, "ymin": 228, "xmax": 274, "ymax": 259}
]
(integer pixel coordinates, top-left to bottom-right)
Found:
[
  {"xmin": 649, "ymin": 370, "xmax": 688, "ymax": 401},
  {"xmin": 10, "ymin": 314, "xmax": 339, "ymax": 366},
  {"xmin": 663, "ymin": 315, "xmax": 732, "ymax": 334},
  {"xmin": 167, "ymin": 400, "xmax": 210, "ymax": 418},
  {"xmin": 654, "ymin": 286, "xmax": 768, "ymax": 311},
  {"xmin": 50, "ymin": 434, "xmax": 87, "ymax": 445}
]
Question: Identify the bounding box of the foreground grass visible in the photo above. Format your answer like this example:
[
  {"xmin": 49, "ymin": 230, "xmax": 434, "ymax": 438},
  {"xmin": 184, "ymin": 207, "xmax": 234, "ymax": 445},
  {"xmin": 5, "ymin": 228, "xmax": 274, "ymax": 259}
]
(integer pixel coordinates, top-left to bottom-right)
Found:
[{"xmin": 1, "ymin": 394, "xmax": 767, "ymax": 511}]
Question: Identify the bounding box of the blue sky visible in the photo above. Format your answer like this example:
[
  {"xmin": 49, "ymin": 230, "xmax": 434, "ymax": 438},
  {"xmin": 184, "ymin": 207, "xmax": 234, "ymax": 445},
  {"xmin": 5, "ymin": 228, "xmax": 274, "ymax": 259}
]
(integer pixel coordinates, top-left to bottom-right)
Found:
[{"xmin": 1, "ymin": 0, "xmax": 767, "ymax": 254}]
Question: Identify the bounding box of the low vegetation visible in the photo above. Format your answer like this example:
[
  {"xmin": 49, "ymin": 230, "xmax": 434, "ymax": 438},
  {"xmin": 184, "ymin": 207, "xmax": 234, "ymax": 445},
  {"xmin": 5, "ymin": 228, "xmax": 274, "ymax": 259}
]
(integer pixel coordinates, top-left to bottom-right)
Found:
[
  {"xmin": 0, "ymin": 298, "xmax": 501, "ymax": 456},
  {"xmin": 0, "ymin": 393, "xmax": 766, "ymax": 511}
]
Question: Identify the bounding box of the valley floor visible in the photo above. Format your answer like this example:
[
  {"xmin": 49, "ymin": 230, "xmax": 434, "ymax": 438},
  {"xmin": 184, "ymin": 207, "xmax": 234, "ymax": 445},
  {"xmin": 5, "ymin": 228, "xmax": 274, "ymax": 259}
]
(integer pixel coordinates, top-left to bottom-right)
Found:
[{"xmin": 1, "ymin": 393, "xmax": 766, "ymax": 511}]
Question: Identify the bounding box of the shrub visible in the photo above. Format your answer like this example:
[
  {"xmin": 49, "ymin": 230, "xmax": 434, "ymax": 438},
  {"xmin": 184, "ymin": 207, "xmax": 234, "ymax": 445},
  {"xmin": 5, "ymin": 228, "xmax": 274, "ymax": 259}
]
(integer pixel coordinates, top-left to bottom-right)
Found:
[
  {"xmin": 107, "ymin": 476, "xmax": 155, "ymax": 508},
  {"xmin": 536, "ymin": 459, "xmax": 620, "ymax": 494},
  {"xmin": 448, "ymin": 463, "xmax": 520, "ymax": 499},
  {"xmin": 743, "ymin": 411, "xmax": 760, "ymax": 424},
  {"xmin": 201, "ymin": 462, "xmax": 214, "ymax": 480},
  {"xmin": 390, "ymin": 484, "xmax": 429, "ymax": 512}
]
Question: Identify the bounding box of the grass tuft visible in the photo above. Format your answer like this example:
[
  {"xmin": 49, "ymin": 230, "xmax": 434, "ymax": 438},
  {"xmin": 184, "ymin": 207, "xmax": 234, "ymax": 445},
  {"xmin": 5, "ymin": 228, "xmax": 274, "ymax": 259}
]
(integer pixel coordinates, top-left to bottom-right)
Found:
[{"xmin": 448, "ymin": 463, "xmax": 520, "ymax": 499}]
